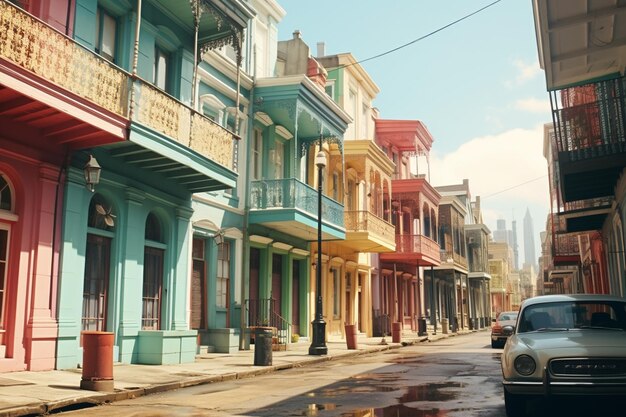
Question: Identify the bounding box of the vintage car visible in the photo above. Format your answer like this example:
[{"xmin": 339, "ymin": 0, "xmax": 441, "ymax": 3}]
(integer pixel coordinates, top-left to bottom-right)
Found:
[
  {"xmin": 501, "ymin": 294, "xmax": 626, "ymax": 417},
  {"xmin": 491, "ymin": 310, "xmax": 518, "ymax": 348}
]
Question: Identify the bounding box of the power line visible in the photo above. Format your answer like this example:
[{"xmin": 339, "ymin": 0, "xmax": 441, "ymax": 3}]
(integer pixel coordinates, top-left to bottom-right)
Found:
[
  {"xmin": 483, "ymin": 175, "xmax": 547, "ymax": 199},
  {"xmin": 337, "ymin": 0, "xmax": 504, "ymax": 70}
]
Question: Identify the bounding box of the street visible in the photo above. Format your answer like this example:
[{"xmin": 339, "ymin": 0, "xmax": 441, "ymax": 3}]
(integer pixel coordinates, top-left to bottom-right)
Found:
[{"xmin": 56, "ymin": 331, "xmax": 624, "ymax": 417}]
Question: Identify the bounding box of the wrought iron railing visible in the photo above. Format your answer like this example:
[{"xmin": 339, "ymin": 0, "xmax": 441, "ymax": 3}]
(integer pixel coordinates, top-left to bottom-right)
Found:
[
  {"xmin": 0, "ymin": 1, "xmax": 130, "ymax": 117},
  {"xmin": 245, "ymin": 298, "xmax": 291, "ymax": 346},
  {"xmin": 439, "ymin": 249, "xmax": 469, "ymax": 269},
  {"xmin": 395, "ymin": 234, "xmax": 440, "ymax": 258},
  {"xmin": 250, "ymin": 178, "xmax": 345, "ymax": 228},
  {"xmin": 553, "ymin": 233, "xmax": 581, "ymax": 259},
  {"xmin": 551, "ymin": 77, "xmax": 626, "ymax": 162},
  {"xmin": 344, "ymin": 210, "xmax": 395, "ymax": 242}
]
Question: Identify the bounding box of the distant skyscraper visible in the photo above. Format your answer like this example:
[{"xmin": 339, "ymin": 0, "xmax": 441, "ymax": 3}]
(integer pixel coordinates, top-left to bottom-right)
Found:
[
  {"xmin": 493, "ymin": 218, "xmax": 519, "ymax": 270},
  {"xmin": 512, "ymin": 219, "xmax": 519, "ymax": 270},
  {"xmin": 523, "ymin": 208, "xmax": 536, "ymax": 268}
]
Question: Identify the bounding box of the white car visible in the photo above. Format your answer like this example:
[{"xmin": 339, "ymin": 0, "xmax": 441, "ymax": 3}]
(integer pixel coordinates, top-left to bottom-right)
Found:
[{"xmin": 501, "ymin": 294, "xmax": 626, "ymax": 417}]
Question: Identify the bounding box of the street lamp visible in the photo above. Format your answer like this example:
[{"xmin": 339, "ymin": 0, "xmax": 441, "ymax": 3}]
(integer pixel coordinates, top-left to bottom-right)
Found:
[
  {"xmin": 309, "ymin": 150, "xmax": 328, "ymax": 355},
  {"xmin": 83, "ymin": 155, "xmax": 101, "ymax": 192}
]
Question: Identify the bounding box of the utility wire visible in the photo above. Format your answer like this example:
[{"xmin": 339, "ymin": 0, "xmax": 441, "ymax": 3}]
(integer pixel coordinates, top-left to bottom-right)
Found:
[
  {"xmin": 483, "ymin": 175, "xmax": 547, "ymax": 199},
  {"xmin": 337, "ymin": 0, "xmax": 504, "ymax": 70}
]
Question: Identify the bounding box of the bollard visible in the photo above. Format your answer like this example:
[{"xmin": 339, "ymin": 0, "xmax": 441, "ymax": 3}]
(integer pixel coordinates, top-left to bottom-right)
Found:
[
  {"xmin": 254, "ymin": 327, "xmax": 273, "ymax": 366},
  {"xmin": 344, "ymin": 324, "xmax": 358, "ymax": 349},
  {"xmin": 391, "ymin": 322, "xmax": 402, "ymax": 343},
  {"xmin": 80, "ymin": 331, "xmax": 114, "ymax": 392}
]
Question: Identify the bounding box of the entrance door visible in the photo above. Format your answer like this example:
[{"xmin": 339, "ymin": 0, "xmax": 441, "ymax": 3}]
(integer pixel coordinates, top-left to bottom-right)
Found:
[
  {"xmin": 190, "ymin": 238, "xmax": 206, "ymax": 329},
  {"xmin": 271, "ymin": 254, "xmax": 282, "ymax": 314},
  {"xmin": 82, "ymin": 234, "xmax": 111, "ymax": 332},
  {"xmin": 291, "ymin": 260, "xmax": 300, "ymax": 335}
]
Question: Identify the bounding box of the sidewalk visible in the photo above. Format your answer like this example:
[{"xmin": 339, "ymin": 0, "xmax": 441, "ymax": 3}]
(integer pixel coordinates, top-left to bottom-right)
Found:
[{"xmin": 0, "ymin": 331, "xmax": 473, "ymax": 417}]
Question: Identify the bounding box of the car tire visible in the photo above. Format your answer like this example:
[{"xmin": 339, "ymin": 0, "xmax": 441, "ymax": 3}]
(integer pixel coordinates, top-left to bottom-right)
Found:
[{"xmin": 504, "ymin": 389, "xmax": 527, "ymax": 417}]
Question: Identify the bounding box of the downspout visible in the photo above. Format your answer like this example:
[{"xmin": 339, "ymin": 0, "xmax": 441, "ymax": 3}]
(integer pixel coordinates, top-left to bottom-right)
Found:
[
  {"xmin": 239, "ymin": 43, "xmax": 255, "ymax": 351},
  {"xmin": 191, "ymin": 0, "xmax": 200, "ymax": 109},
  {"xmin": 128, "ymin": 0, "xmax": 142, "ymax": 120}
]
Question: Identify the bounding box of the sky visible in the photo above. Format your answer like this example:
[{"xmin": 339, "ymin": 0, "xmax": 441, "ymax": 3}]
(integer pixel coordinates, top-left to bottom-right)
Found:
[{"xmin": 277, "ymin": 0, "xmax": 551, "ymax": 267}]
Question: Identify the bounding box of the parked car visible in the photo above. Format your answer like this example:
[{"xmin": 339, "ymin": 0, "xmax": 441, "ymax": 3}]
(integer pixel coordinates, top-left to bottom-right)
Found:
[
  {"xmin": 491, "ymin": 310, "xmax": 518, "ymax": 348},
  {"xmin": 501, "ymin": 294, "xmax": 626, "ymax": 417}
]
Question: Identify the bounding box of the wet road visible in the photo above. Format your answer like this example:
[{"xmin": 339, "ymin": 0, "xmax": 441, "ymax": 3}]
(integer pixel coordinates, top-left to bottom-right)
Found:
[{"xmin": 56, "ymin": 331, "xmax": 623, "ymax": 416}]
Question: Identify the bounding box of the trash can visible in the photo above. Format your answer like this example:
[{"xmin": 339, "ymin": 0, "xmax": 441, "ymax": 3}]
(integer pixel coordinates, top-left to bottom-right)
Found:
[
  {"xmin": 442, "ymin": 318, "xmax": 449, "ymax": 334},
  {"xmin": 391, "ymin": 322, "xmax": 402, "ymax": 343},
  {"xmin": 254, "ymin": 327, "xmax": 273, "ymax": 366},
  {"xmin": 80, "ymin": 331, "xmax": 114, "ymax": 392},
  {"xmin": 345, "ymin": 324, "xmax": 358, "ymax": 349},
  {"xmin": 418, "ymin": 318, "xmax": 427, "ymax": 336}
]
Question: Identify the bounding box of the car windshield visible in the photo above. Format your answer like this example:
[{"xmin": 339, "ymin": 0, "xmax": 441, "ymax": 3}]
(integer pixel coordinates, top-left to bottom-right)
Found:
[
  {"xmin": 499, "ymin": 313, "xmax": 517, "ymax": 322},
  {"xmin": 518, "ymin": 300, "xmax": 626, "ymax": 333}
]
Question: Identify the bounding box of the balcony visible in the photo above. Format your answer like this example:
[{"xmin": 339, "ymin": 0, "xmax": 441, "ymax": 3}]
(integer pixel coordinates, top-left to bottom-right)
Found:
[
  {"xmin": 341, "ymin": 210, "xmax": 395, "ymax": 253},
  {"xmin": 439, "ymin": 249, "xmax": 469, "ymax": 273},
  {"xmin": 0, "ymin": 1, "xmax": 129, "ymax": 150},
  {"xmin": 249, "ymin": 178, "xmax": 345, "ymax": 241},
  {"xmin": 550, "ymin": 78, "xmax": 626, "ymax": 204},
  {"xmin": 0, "ymin": 1, "xmax": 239, "ymax": 192},
  {"xmin": 552, "ymin": 233, "xmax": 581, "ymax": 266},
  {"xmin": 380, "ymin": 234, "xmax": 440, "ymax": 267}
]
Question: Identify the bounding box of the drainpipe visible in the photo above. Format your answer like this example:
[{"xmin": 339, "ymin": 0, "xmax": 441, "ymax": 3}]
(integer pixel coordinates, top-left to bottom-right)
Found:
[
  {"xmin": 128, "ymin": 0, "xmax": 142, "ymax": 120},
  {"xmin": 191, "ymin": 0, "xmax": 200, "ymax": 109},
  {"xmin": 239, "ymin": 43, "xmax": 255, "ymax": 351}
]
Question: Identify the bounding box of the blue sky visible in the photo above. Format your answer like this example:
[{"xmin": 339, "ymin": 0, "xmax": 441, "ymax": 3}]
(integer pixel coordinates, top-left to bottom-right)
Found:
[{"xmin": 277, "ymin": 0, "xmax": 552, "ymax": 267}]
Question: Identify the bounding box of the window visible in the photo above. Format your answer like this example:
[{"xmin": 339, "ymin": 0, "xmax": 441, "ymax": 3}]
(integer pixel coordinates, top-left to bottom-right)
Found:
[
  {"xmin": 0, "ymin": 227, "xmax": 8, "ymax": 331},
  {"xmin": 252, "ymin": 129, "xmax": 262, "ymax": 180},
  {"xmin": 216, "ymin": 241, "xmax": 230, "ymax": 309},
  {"xmin": 83, "ymin": 194, "xmax": 114, "ymax": 332},
  {"xmin": 325, "ymin": 81, "xmax": 335, "ymax": 99},
  {"xmin": 154, "ymin": 46, "xmax": 169, "ymax": 92},
  {"xmin": 360, "ymin": 102, "xmax": 369, "ymax": 138},
  {"xmin": 332, "ymin": 172, "xmax": 339, "ymax": 201},
  {"xmin": 142, "ymin": 213, "xmax": 164, "ymax": 330},
  {"xmin": 272, "ymin": 141, "xmax": 284, "ymax": 179},
  {"xmin": 332, "ymin": 268, "xmax": 341, "ymax": 319},
  {"xmin": 95, "ymin": 7, "xmax": 116, "ymax": 62},
  {"xmin": 0, "ymin": 176, "xmax": 12, "ymax": 211}
]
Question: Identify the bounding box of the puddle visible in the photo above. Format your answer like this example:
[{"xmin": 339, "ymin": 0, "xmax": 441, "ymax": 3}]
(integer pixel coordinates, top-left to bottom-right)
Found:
[
  {"xmin": 340, "ymin": 404, "xmax": 445, "ymax": 417},
  {"xmin": 304, "ymin": 403, "xmax": 337, "ymax": 415},
  {"xmin": 398, "ymin": 382, "xmax": 463, "ymax": 403}
]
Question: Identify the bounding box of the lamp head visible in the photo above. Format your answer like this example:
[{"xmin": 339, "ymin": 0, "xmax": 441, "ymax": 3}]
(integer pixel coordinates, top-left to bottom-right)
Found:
[
  {"xmin": 315, "ymin": 151, "xmax": 327, "ymax": 169},
  {"xmin": 83, "ymin": 155, "xmax": 101, "ymax": 192}
]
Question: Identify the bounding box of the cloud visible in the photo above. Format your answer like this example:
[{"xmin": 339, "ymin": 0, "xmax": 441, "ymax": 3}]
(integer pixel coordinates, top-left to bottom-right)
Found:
[
  {"xmin": 505, "ymin": 59, "xmax": 542, "ymax": 87},
  {"xmin": 425, "ymin": 125, "xmax": 551, "ymax": 233},
  {"xmin": 515, "ymin": 97, "xmax": 551, "ymax": 113}
]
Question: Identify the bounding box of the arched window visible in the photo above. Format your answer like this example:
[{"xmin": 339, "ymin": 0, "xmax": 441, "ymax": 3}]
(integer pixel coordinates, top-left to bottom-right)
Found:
[
  {"xmin": 143, "ymin": 212, "xmax": 165, "ymax": 330},
  {"xmin": 0, "ymin": 175, "xmax": 12, "ymax": 212},
  {"xmin": 0, "ymin": 173, "xmax": 13, "ymax": 336},
  {"xmin": 83, "ymin": 194, "xmax": 115, "ymax": 331}
]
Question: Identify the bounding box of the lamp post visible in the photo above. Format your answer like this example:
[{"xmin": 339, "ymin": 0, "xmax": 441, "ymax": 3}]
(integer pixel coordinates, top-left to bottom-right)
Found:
[{"xmin": 309, "ymin": 150, "xmax": 328, "ymax": 355}]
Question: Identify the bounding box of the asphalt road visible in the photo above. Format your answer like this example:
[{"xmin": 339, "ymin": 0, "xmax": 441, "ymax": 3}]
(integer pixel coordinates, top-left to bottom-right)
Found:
[{"xmin": 56, "ymin": 331, "xmax": 623, "ymax": 417}]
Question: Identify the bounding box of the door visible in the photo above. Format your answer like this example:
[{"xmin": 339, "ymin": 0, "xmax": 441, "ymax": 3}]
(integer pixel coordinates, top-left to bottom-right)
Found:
[
  {"xmin": 190, "ymin": 238, "xmax": 206, "ymax": 329},
  {"xmin": 271, "ymin": 254, "xmax": 282, "ymax": 315},
  {"xmin": 291, "ymin": 260, "xmax": 300, "ymax": 335}
]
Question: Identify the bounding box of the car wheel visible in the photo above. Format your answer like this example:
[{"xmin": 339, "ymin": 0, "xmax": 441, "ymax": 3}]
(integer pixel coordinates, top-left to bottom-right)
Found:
[{"xmin": 504, "ymin": 389, "xmax": 527, "ymax": 417}]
